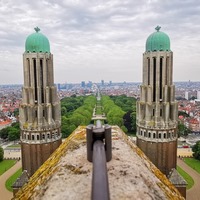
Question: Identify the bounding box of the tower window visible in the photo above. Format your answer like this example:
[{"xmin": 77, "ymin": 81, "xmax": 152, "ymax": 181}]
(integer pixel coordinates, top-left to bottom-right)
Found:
[
  {"xmin": 33, "ymin": 59, "xmax": 38, "ymax": 103},
  {"xmin": 40, "ymin": 59, "xmax": 44, "ymax": 103},
  {"xmin": 159, "ymin": 133, "xmax": 161, "ymax": 139},
  {"xmin": 37, "ymin": 135, "xmax": 40, "ymax": 140},
  {"xmin": 32, "ymin": 135, "xmax": 35, "ymax": 140},
  {"xmin": 27, "ymin": 58, "xmax": 31, "ymax": 87},
  {"xmin": 160, "ymin": 109, "xmax": 162, "ymax": 117},
  {"xmin": 148, "ymin": 132, "xmax": 151, "ymax": 138},
  {"xmin": 148, "ymin": 58, "xmax": 150, "ymax": 85},
  {"xmin": 153, "ymin": 133, "xmax": 156, "ymax": 138},
  {"xmin": 153, "ymin": 57, "xmax": 156, "ymax": 102},
  {"xmin": 160, "ymin": 57, "xmax": 163, "ymax": 99},
  {"xmin": 166, "ymin": 57, "xmax": 169, "ymax": 85},
  {"xmin": 46, "ymin": 59, "xmax": 49, "ymax": 85}
]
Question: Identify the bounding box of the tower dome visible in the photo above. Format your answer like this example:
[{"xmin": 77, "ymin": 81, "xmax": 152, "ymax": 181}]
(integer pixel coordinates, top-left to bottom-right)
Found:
[
  {"xmin": 146, "ymin": 26, "xmax": 170, "ymax": 52},
  {"xmin": 25, "ymin": 27, "xmax": 50, "ymax": 53}
]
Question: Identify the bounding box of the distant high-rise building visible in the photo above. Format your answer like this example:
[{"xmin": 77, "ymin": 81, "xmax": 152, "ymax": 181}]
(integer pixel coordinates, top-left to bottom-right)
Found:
[
  {"xmin": 81, "ymin": 81, "xmax": 86, "ymax": 88},
  {"xmin": 57, "ymin": 83, "xmax": 61, "ymax": 91},
  {"xmin": 87, "ymin": 81, "xmax": 92, "ymax": 88},
  {"xmin": 101, "ymin": 80, "xmax": 104, "ymax": 86},
  {"xmin": 136, "ymin": 26, "xmax": 178, "ymax": 176},
  {"xmin": 197, "ymin": 91, "xmax": 200, "ymax": 100},
  {"xmin": 185, "ymin": 91, "xmax": 189, "ymax": 100},
  {"xmin": 19, "ymin": 27, "xmax": 62, "ymax": 176}
]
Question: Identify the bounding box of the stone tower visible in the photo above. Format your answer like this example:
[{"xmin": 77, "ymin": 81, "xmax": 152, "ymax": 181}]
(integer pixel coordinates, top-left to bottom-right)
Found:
[
  {"xmin": 19, "ymin": 27, "xmax": 62, "ymax": 176},
  {"xmin": 136, "ymin": 26, "xmax": 178, "ymax": 176}
]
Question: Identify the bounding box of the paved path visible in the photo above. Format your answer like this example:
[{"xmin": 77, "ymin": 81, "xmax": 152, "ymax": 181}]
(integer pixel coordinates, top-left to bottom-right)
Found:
[
  {"xmin": 0, "ymin": 161, "xmax": 22, "ymax": 200},
  {"xmin": 177, "ymin": 158, "xmax": 200, "ymax": 200}
]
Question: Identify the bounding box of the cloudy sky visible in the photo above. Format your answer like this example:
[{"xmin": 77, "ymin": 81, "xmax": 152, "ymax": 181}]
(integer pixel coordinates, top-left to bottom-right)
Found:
[{"xmin": 0, "ymin": 0, "xmax": 200, "ymax": 84}]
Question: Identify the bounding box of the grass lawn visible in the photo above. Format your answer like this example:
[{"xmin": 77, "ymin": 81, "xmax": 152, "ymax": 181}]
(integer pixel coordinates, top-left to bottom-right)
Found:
[
  {"xmin": 5, "ymin": 168, "xmax": 22, "ymax": 192},
  {"xmin": 7, "ymin": 144, "xmax": 20, "ymax": 148},
  {"xmin": 184, "ymin": 158, "xmax": 200, "ymax": 174},
  {"xmin": 0, "ymin": 160, "xmax": 16, "ymax": 175},
  {"xmin": 177, "ymin": 166, "xmax": 194, "ymax": 190}
]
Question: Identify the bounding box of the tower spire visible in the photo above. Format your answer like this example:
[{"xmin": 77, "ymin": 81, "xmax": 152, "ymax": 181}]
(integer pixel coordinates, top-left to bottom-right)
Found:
[
  {"xmin": 136, "ymin": 27, "xmax": 178, "ymax": 176},
  {"xmin": 20, "ymin": 28, "xmax": 62, "ymax": 176}
]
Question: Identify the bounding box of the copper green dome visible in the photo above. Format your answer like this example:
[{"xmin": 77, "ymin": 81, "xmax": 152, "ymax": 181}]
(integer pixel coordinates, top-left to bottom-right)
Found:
[
  {"xmin": 25, "ymin": 27, "xmax": 50, "ymax": 53},
  {"xmin": 146, "ymin": 26, "xmax": 170, "ymax": 52}
]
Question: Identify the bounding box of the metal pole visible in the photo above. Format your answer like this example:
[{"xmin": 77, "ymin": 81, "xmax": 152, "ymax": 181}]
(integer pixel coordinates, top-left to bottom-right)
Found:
[{"xmin": 92, "ymin": 140, "xmax": 110, "ymax": 200}]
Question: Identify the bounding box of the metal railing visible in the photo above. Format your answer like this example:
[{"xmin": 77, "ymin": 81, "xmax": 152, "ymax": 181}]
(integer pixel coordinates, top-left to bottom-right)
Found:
[{"xmin": 86, "ymin": 120, "xmax": 112, "ymax": 200}]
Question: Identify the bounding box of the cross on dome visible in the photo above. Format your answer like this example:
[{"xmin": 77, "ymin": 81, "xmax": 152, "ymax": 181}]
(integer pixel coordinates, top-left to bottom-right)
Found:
[
  {"xmin": 34, "ymin": 27, "xmax": 40, "ymax": 33},
  {"xmin": 155, "ymin": 26, "xmax": 161, "ymax": 32}
]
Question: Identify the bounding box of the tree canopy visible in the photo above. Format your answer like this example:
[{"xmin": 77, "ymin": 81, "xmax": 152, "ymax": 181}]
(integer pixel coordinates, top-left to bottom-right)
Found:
[
  {"xmin": 0, "ymin": 122, "xmax": 20, "ymax": 141},
  {"xmin": 61, "ymin": 95, "xmax": 96, "ymax": 138},
  {"xmin": 0, "ymin": 146, "xmax": 4, "ymax": 162},
  {"xmin": 177, "ymin": 122, "xmax": 190, "ymax": 137},
  {"xmin": 192, "ymin": 141, "xmax": 200, "ymax": 160},
  {"xmin": 101, "ymin": 95, "xmax": 136, "ymax": 134},
  {"xmin": 104, "ymin": 95, "xmax": 137, "ymax": 134}
]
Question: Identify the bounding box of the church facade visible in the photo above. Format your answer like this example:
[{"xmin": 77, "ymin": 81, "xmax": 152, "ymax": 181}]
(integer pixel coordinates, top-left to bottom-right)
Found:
[{"xmin": 19, "ymin": 27, "xmax": 62, "ymax": 176}]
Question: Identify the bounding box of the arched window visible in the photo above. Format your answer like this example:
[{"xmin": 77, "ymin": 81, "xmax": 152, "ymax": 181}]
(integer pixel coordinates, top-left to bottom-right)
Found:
[
  {"xmin": 159, "ymin": 133, "xmax": 161, "ymax": 139},
  {"xmin": 32, "ymin": 135, "xmax": 35, "ymax": 140},
  {"xmin": 153, "ymin": 133, "xmax": 156, "ymax": 138},
  {"xmin": 37, "ymin": 135, "xmax": 40, "ymax": 140},
  {"xmin": 148, "ymin": 132, "xmax": 151, "ymax": 138}
]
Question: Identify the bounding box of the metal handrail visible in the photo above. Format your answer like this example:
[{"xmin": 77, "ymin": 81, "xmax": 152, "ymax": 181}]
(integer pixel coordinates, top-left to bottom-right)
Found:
[
  {"xmin": 86, "ymin": 120, "xmax": 111, "ymax": 200},
  {"xmin": 92, "ymin": 140, "xmax": 110, "ymax": 200}
]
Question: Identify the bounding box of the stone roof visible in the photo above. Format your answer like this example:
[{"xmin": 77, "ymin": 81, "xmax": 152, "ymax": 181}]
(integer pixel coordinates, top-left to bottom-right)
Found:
[
  {"xmin": 12, "ymin": 170, "xmax": 29, "ymax": 188},
  {"xmin": 13, "ymin": 126, "xmax": 184, "ymax": 200},
  {"xmin": 168, "ymin": 168, "xmax": 187, "ymax": 186}
]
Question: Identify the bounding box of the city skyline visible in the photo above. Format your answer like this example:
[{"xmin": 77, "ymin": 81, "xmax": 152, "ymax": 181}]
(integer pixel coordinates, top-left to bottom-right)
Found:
[{"xmin": 1, "ymin": 0, "xmax": 200, "ymax": 84}]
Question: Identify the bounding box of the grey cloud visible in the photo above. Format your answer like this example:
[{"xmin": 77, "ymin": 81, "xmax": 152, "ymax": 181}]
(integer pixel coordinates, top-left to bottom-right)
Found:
[{"xmin": 0, "ymin": 0, "xmax": 200, "ymax": 83}]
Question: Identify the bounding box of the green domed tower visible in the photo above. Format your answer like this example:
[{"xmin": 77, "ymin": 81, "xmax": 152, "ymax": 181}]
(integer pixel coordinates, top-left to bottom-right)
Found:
[
  {"xmin": 146, "ymin": 26, "xmax": 170, "ymax": 52},
  {"xmin": 19, "ymin": 27, "xmax": 62, "ymax": 176},
  {"xmin": 136, "ymin": 26, "xmax": 178, "ymax": 176},
  {"xmin": 25, "ymin": 27, "xmax": 50, "ymax": 53}
]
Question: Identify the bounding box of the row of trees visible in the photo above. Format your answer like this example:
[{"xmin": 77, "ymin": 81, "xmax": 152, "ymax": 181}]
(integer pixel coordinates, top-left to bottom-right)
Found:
[
  {"xmin": 108, "ymin": 95, "xmax": 137, "ymax": 134},
  {"xmin": 101, "ymin": 95, "xmax": 136, "ymax": 134},
  {"xmin": 61, "ymin": 95, "xmax": 96, "ymax": 138}
]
